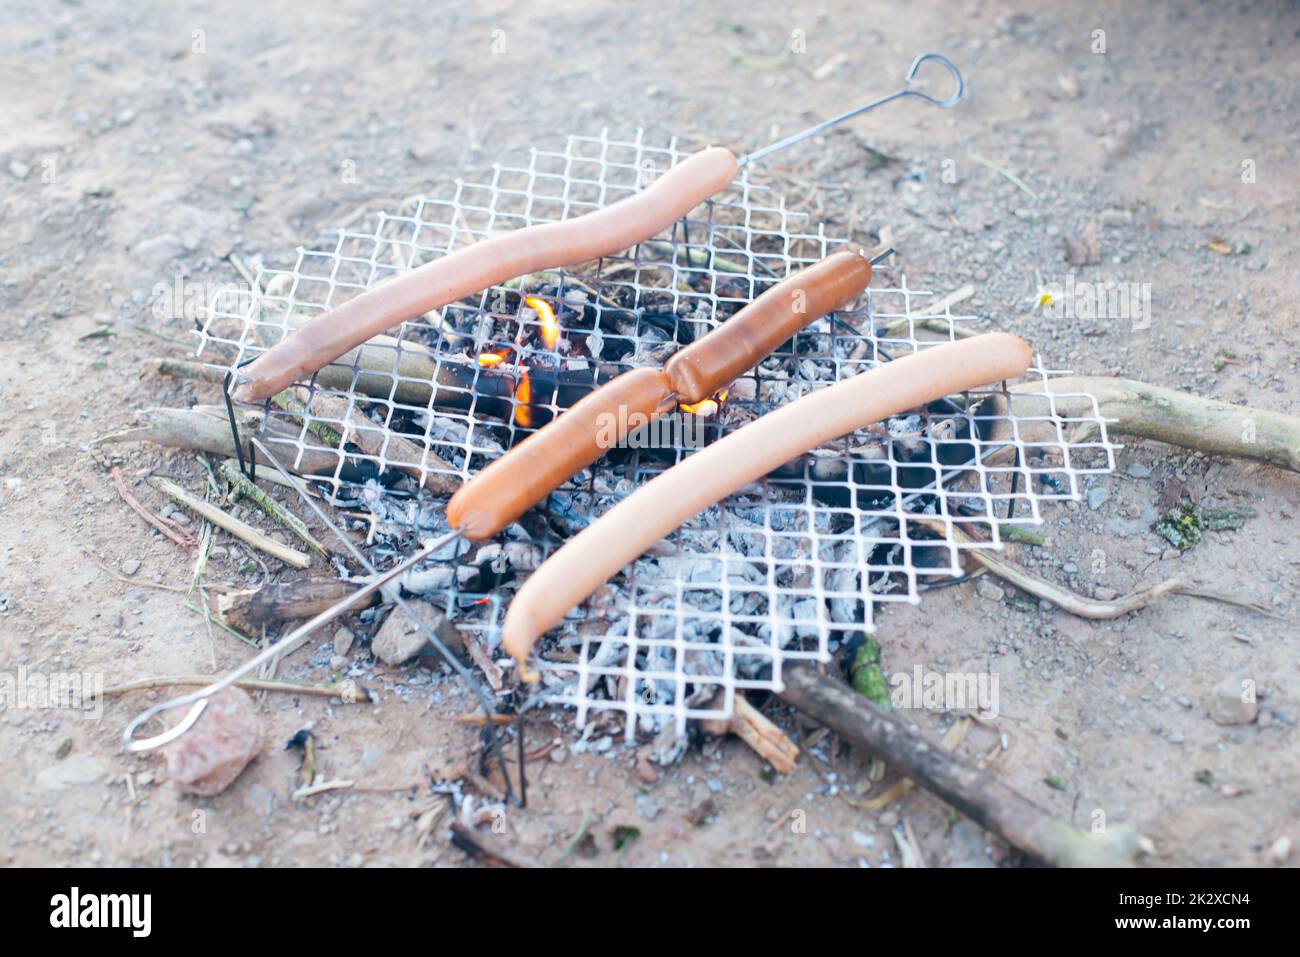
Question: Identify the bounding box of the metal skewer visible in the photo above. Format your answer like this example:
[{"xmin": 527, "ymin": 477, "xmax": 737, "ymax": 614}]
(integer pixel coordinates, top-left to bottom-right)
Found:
[
  {"xmin": 121, "ymin": 528, "xmax": 460, "ymax": 753},
  {"xmin": 738, "ymin": 52, "xmax": 964, "ymax": 167}
]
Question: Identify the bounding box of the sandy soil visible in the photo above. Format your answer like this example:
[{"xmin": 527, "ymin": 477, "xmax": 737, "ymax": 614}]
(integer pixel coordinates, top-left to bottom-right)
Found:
[{"xmin": 1, "ymin": 0, "xmax": 1296, "ymax": 867}]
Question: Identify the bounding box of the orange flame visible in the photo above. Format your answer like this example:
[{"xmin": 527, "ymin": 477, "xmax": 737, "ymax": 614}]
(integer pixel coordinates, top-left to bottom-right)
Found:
[
  {"xmin": 476, "ymin": 349, "xmax": 508, "ymax": 367},
  {"xmin": 514, "ymin": 370, "xmax": 533, "ymax": 428},
  {"xmin": 679, "ymin": 388, "xmax": 729, "ymax": 417},
  {"xmin": 525, "ymin": 296, "xmax": 561, "ymax": 350}
]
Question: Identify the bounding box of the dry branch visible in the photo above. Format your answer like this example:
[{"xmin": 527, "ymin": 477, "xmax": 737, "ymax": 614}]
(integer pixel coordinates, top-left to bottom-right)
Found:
[
  {"xmin": 110, "ymin": 465, "xmax": 197, "ymax": 548},
  {"xmin": 148, "ymin": 476, "xmax": 311, "ymax": 569},
  {"xmin": 702, "ymin": 694, "xmax": 799, "ymax": 773},
  {"xmin": 1007, "ymin": 376, "xmax": 1300, "ymax": 474},
  {"xmin": 778, "ymin": 666, "xmax": 1152, "ymax": 867},
  {"xmin": 298, "ymin": 389, "xmax": 459, "ymax": 496},
  {"xmin": 96, "ymin": 407, "xmax": 345, "ymax": 477},
  {"xmin": 103, "ymin": 675, "xmax": 373, "ymax": 702},
  {"xmin": 217, "ymin": 578, "xmax": 374, "ymax": 634}
]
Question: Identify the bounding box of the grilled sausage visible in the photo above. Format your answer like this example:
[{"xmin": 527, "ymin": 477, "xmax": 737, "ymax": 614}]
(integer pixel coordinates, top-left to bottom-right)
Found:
[
  {"xmin": 446, "ymin": 367, "xmax": 676, "ymax": 540},
  {"xmin": 498, "ymin": 332, "xmax": 1034, "ymax": 678},
  {"xmin": 445, "ymin": 249, "xmax": 873, "ymax": 540},
  {"xmin": 664, "ymin": 248, "xmax": 870, "ymax": 402},
  {"xmin": 233, "ymin": 147, "xmax": 740, "ymax": 402}
]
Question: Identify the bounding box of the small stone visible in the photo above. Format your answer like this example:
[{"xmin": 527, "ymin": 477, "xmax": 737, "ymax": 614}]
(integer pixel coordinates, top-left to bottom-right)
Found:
[
  {"xmin": 1125, "ymin": 462, "xmax": 1153, "ymax": 479},
  {"xmin": 165, "ymin": 687, "xmax": 262, "ymax": 796},
  {"xmin": 371, "ymin": 602, "xmax": 461, "ymax": 666},
  {"xmin": 633, "ymin": 754, "xmax": 658, "ymax": 784},
  {"xmin": 976, "ymin": 580, "xmax": 1005, "ymax": 602},
  {"xmin": 36, "ymin": 755, "xmax": 107, "ymax": 790},
  {"xmin": 1094, "ymin": 587, "xmax": 1118, "ymax": 601},
  {"xmin": 1087, "ymin": 487, "xmax": 1109, "ymax": 510},
  {"xmin": 328, "ymin": 655, "xmax": 348, "ymax": 672},
  {"xmin": 1207, "ymin": 676, "xmax": 1258, "ymax": 726},
  {"xmin": 636, "ymin": 793, "xmax": 660, "ymax": 819},
  {"xmin": 121, "ymin": 558, "xmax": 141, "ymax": 576},
  {"xmin": 332, "ymin": 626, "xmax": 355, "ymax": 656},
  {"xmin": 133, "ymin": 233, "xmax": 184, "ymax": 266},
  {"xmin": 549, "ymin": 745, "xmax": 568, "ymax": 764},
  {"xmin": 879, "ymin": 810, "xmax": 899, "ymax": 828},
  {"xmin": 1270, "ymin": 835, "xmax": 1293, "ymax": 864},
  {"xmin": 8, "ymin": 159, "xmax": 31, "ymax": 179}
]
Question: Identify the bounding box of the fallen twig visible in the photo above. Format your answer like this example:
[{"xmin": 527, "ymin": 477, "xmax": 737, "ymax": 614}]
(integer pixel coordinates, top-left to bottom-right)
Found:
[
  {"xmin": 449, "ymin": 821, "xmax": 540, "ymax": 868},
  {"xmin": 778, "ymin": 666, "xmax": 1153, "ymax": 867},
  {"xmin": 293, "ymin": 779, "xmax": 355, "ymax": 800},
  {"xmin": 96, "ymin": 407, "xmax": 345, "ymax": 477},
  {"xmin": 920, "ymin": 519, "xmax": 1275, "ymax": 619},
  {"xmin": 216, "ymin": 578, "xmax": 375, "ymax": 634},
  {"xmin": 84, "ymin": 550, "xmax": 188, "ymax": 592},
  {"xmin": 148, "ymin": 476, "xmax": 311, "ymax": 569},
  {"xmin": 103, "ymin": 674, "xmax": 374, "ymax": 702},
  {"xmin": 110, "ymin": 466, "xmax": 197, "ymax": 548},
  {"xmin": 702, "ymin": 694, "xmax": 799, "ymax": 773},
  {"xmin": 218, "ymin": 458, "xmax": 328, "ymax": 557},
  {"xmin": 1004, "ymin": 376, "xmax": 1300, "ymax": 474}
]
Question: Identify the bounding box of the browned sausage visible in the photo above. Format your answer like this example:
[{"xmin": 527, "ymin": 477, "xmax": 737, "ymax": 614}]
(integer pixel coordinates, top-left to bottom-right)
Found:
[
  {"xmin": 500, "ymin": 333, "xmax": 1034, "ymax": 677},
  {"xmin": 233, "ymin": 148, "xmax": 740, "ymax": 403},
  {"xmin": 446, "ymin": 366, "xmax": 676, "ymax": 540},
  {"xmin": 446, "ymin": 249, "xmax": 874, "ymax": 540},
  {"xmin": 664, "ymin": 248, "xmax": 871, "ymax": 402}
]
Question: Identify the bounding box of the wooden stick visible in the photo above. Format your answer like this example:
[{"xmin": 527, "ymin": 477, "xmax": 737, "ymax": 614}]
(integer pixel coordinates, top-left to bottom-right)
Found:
[
  {"xmin": 919, "ymin": 519, "xmax": 1276, "ymax": 620},
  {"xmin": 299, "ymin": 390, "xmax": 460, "ymax": 496},
  {"xmin": 153, "ymin": 357, "xmax": 225, "ymax": 384},
  {"xmin": 218, "ymin": 458, "xmax": 329, "ymax": 556},
  {"xmin": 1007, "ymin": 375, "xmax": 1300, "ymax": 474},
  {"xmin": 96, "ymin": 407, "xmax": 345, "ymax": 477},
  {"xmin": 216, "ymin": 578, "xmax": 374, "ymax": 634},
  {"xmin": 110, "ymin": 465, "xmax": 197, "ymax": 549},
  {"xmin": 702, "ymin": 694, "xmax": 799, "ymax": 773},
  {"xmin": 777, "ymin": 666, "xmax": 1152, "ymax": 867},
  {"xmin": 293, "ymin": 779, "xmax": 355, "ymax": 800},
  {"xmin": 103, "ymin": 675, "xmax": 374, "ymax": 702},
  {"xmin": 148, "ymin": 476, "xmax": 311, "ymax": 569}
]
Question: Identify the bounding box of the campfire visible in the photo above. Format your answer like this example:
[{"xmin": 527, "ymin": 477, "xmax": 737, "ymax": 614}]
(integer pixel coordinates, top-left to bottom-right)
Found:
[{"xmin": 191, "ymin": 130, "xmax": 1118, "ymax": 740}]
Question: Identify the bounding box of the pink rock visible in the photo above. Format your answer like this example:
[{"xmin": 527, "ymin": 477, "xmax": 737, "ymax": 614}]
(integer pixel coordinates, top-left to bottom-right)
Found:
[{"xmin": 165, "ymin": 687, "xmax": 262, "ymax": 795}]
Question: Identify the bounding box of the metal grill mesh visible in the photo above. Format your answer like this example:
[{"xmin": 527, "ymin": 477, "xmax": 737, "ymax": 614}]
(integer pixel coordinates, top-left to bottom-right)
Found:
[{"xmin": 196, "ymin": 129, "xmax": 1117, "ymax": 734}]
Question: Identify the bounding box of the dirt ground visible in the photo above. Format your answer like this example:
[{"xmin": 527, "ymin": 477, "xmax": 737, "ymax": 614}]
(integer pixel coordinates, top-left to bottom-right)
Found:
[{"xmin": 1, "ymin": 0, "xmax": 1297, "ymax": 868}]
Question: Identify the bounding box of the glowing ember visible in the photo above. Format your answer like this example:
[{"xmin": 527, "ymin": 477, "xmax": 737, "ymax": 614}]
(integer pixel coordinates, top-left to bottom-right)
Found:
[
  {"xmin": 679, "ymin": 388, "xmax": 729, "ymax": 417},
  {"xmin": 476, "ymin": 349, "xmax": 508, "ymax": 367},
  {"xmin": 514, "ymin": 370, "xmax": 533, "ymax": 428},
  {"xmin": 524, "ymin": 296, "xmax": 561, "ymax": 350}
]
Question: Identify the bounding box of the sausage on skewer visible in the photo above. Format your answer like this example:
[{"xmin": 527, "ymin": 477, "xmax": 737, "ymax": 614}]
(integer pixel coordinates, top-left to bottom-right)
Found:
[{"xmin": 446, "ymin": 249, "xmax": 872, "ymax": 539}]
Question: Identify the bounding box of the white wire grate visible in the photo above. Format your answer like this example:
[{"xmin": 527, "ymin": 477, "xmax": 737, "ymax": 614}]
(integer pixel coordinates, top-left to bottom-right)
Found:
[{"xmin": 197, "ymin": 129, "xmax": 1117, "ymax": 735}]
